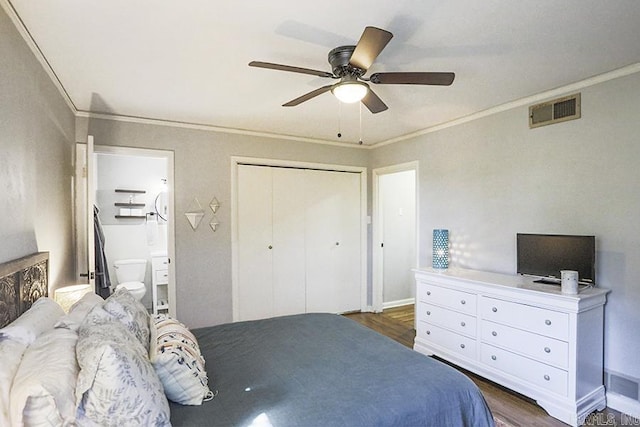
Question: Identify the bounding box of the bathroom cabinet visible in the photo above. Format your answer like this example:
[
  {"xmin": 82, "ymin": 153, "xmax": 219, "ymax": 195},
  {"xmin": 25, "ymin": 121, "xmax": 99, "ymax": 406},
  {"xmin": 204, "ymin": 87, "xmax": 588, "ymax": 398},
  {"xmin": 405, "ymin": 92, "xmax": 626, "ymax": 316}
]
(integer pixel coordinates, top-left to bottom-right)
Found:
[{"xmin": 151, "ymin": 254, "xmax": 169, "ymax": 315}]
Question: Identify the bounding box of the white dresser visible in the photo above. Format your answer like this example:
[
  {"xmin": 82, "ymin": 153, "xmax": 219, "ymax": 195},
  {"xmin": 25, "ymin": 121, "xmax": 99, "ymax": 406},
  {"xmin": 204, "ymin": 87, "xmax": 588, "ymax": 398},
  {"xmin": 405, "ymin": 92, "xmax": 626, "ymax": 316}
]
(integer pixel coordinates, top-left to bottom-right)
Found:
[{"xmin": 414, "ymin": 268, "xmax": 609, "ymax": 426}]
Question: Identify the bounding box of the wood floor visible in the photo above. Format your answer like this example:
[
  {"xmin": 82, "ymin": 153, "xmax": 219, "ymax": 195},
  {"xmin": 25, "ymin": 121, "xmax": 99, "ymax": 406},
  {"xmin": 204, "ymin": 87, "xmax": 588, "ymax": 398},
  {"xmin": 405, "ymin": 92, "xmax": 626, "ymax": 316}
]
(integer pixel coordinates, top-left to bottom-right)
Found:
[{"xmin": 345, "ymin": 305, "xmax": 622, "ymax": 427}]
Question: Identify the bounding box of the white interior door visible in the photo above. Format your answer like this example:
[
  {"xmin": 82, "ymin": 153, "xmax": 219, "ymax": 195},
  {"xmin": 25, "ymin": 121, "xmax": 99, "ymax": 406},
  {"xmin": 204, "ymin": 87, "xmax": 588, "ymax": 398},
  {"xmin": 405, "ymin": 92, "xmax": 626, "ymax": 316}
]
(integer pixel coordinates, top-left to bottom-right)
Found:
[
  {"xmin": 305, "ymin": 169, "xmax": 361, "ymax": 313},
  {"xmin": 272, "ymin": 167, "xmax": 306, "ymax": 316},
  {"xmin": 86, "ymin": 136, "xmax": 96, "ymax": 288},
  {"xmin": 235, "ymin": 163, "xmax": 363, "ymax": 320},
  {"xmin": 237, "ymin": 165, "xmax": 274, "ymax": 321},
  {"xmin": 74, "ymin": 137, "xmax": 96, "ymax": 287}
]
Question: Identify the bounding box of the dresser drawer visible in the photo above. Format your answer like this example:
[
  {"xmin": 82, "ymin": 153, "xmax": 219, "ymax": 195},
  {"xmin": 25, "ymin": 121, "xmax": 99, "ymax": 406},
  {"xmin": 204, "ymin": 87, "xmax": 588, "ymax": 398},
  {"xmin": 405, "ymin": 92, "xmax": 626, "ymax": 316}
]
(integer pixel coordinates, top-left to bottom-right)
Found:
[
  {"xmin": 481, "ymin": 320, "xmax": 568, "ymax": 369},
  {"xmin": 480, "ymin": 297, "xmax": 568, "ymax": 341},
  {"xmin": 417, "ymin": 282, "xmax": 476, "ymax": 315},
  {"xmin": 418, "ymin": 321, "xmax": 477, "ymax": 359},
  {"xmin": 417, "ymin": 303, "xmax": 477, "ymax": 338},
  {"xmin": 481, "ymin": 343, "xmax": 568, "ymax": 396},
  {"xmin": 155, "ymin": 269, "xmax": 169, "ymax": 284}
]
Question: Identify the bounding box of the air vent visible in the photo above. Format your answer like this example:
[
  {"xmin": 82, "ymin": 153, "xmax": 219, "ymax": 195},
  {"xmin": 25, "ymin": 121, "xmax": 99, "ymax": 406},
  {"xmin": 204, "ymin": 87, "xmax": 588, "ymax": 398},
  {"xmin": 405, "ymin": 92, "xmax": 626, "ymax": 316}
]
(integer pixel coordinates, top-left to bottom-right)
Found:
[{"xmin": 529, "ymin": 93, "xmax": 581, "ymax": 128}]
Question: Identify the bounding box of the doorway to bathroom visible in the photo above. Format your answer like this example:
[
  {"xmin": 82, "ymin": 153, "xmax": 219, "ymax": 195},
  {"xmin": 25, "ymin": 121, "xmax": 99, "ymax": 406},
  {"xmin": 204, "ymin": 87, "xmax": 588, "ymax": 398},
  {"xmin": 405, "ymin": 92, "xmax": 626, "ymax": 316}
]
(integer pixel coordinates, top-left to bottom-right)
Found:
[{"xmin": 75, "ymin": 142, "xmax": 176, "ymax": 316}]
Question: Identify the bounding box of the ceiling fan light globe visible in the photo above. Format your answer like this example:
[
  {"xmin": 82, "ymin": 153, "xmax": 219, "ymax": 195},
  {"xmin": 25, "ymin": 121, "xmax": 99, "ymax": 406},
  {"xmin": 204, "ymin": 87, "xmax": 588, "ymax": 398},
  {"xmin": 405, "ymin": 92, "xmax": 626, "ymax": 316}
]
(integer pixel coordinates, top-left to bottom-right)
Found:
[{"xmin": 332, "ymin": 81, "xmax": 368, "ymax": 103}]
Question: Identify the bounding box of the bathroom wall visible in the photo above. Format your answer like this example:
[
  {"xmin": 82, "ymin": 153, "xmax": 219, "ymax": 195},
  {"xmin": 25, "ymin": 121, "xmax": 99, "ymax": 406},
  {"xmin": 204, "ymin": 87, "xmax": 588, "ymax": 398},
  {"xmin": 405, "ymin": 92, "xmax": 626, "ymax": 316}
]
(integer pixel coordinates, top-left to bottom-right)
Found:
[{"xmin": 95, "ymin": 152, "xmax": 169, "ymax": 309}]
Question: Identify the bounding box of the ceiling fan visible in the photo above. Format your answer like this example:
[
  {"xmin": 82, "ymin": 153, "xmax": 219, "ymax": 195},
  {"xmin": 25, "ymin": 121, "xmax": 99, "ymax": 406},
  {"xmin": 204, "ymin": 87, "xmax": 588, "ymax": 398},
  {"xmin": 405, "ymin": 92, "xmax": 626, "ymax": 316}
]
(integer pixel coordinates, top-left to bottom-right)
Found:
[{"xmin": 249, "ymin": 26, "xmax": 455, "ymax": 114}]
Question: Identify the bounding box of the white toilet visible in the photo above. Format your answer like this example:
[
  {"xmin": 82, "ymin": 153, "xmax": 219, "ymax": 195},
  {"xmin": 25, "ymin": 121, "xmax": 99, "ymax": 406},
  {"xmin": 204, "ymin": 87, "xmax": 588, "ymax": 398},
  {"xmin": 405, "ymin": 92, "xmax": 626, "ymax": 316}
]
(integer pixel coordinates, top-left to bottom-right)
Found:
[{"xmin": 113, "ymin": 259, "xmax": 147, "ymax": 301}]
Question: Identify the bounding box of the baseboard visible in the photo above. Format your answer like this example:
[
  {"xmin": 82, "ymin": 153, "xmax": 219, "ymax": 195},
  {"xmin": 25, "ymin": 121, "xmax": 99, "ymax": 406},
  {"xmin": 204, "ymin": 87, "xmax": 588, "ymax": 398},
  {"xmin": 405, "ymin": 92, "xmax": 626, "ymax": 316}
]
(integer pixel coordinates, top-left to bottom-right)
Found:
[
  {"xmin": 607, "ymin": 391, "xmax": 640, "ymax": 420},
  {"xmin": 382, "ymin": 298, "xmax": 415, "ymax": 310}
]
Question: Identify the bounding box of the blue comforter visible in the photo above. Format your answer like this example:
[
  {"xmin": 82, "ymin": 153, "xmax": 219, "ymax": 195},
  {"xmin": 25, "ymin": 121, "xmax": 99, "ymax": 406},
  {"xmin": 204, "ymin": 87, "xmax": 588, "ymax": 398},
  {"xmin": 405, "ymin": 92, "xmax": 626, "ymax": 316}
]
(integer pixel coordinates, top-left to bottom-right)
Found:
[{"xmin": 170, "ymin": 313, "xmax": 494, "ymax": 427}]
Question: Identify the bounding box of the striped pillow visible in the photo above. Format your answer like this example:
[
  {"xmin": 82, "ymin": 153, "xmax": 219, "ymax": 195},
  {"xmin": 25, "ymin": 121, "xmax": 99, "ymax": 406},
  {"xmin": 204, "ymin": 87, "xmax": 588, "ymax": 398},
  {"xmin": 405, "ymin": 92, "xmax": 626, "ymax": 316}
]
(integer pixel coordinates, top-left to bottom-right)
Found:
[{"xmin": 150, "ymin": 315, "xmax": 213, "ymax": 405}]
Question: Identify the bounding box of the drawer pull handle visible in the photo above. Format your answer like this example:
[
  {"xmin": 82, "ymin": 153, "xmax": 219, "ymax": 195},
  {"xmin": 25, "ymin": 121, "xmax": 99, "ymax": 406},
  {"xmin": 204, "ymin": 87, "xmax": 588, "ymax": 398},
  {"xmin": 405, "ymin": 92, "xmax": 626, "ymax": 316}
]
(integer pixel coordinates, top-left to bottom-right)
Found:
[
  {"xmin": 491, "ymin": 355, "xmax": 497, "ymax": 361},
  {"xmin": 492, "ymin": 331, "xmax": 497, "ymax": 337},
  {"xmin": 544, "ymin": 347, "xmax": 551, "ymax": 353},
  {"xmin": 426, "ymin": 311, "xmax": 431, "ymax": 316},
  {"xmin": 268, "ymin": 245, "xmax": 273, "ymax": 249},
  {"xmin": 426, "ymin": 291, "xmax": 431, "ymax": 296},
  {"xmin": 460, "ymin": 300, "xmax": 466, "ymax": 305},
  {"xmin": 544, "ymin": 374, "xmax": 550, "ymax": 381},
  {"xmin": 545, "ymin": 319, "xmax": 552, "ymax": 326},
  {"xmin": 460, "ymin": 322, "xmax": 466, "ymax": 327},
  {"xmin": 426, "ymin": 330, "xmax": 431, "ymax": 335},
  {"xmin": 460, "ymin": 344, "xmax": 465, "ymax": 349},
  {"xmin": 492, "ymin": 307, "xmax": 498, "ymax": 313}
]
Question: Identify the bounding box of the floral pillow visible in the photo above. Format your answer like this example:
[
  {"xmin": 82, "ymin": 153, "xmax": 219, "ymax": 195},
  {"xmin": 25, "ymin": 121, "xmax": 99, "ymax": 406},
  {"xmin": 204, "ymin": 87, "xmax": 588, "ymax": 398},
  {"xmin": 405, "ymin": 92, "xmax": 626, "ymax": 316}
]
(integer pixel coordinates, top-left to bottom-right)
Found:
[
  {"xmin": 102, "ymin": 287, "xmax": 150, "ymax": 351},
  {"xmin": 150, "ymin": 314, "xmax": 214, "ymax": 405},
  {"xmin": 75, "ymin": 306, "xmax": 170, "ymax": 426}
]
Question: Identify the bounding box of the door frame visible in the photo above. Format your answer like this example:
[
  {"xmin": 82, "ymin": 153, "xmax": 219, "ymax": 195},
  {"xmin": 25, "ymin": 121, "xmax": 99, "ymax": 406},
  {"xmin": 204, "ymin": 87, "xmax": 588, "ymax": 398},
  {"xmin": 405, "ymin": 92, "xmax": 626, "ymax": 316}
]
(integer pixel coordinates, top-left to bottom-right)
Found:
[
  {"xmin": 95, "ymin": 145, "xmax": 177, "ymax": 316},
  {"xmin": 75, "ymin": 143, "xmax": 177, "ymax": 316},
  {"xmin": 372, "ymin": 161, "xmax": 419, "ymax": 313},
  {"xmin": 231, "ymin": 156, "xmax": 368, "ymax": 321}
]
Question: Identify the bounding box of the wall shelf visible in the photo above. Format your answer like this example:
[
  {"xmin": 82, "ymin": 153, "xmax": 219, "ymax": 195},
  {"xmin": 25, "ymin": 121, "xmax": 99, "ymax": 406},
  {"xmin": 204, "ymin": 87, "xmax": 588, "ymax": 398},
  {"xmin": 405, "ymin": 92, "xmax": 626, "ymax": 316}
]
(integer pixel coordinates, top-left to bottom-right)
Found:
[
  {"xmin": 114, "ymin": 202, "xmax": 146, "ymax": 207},
  {"xmin": 115, "ymin": 215, "xmax": 146, "ymax": 219},
  {"xmin": 115, "ymin": 188, "xmax": 146, "ymax": 194}
]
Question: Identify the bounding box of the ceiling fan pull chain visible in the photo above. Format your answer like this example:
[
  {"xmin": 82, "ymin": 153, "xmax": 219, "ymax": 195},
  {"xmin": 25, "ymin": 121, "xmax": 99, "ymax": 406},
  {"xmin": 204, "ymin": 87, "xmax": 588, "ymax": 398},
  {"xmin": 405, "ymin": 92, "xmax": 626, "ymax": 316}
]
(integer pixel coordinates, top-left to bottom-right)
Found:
[
  {"xmin": 337, "ymin": 100, "xmax": 342, "ymax": 138},
  {"xmin": 358, "ymin": 102, "xmax": 363, "ymax": 145}
]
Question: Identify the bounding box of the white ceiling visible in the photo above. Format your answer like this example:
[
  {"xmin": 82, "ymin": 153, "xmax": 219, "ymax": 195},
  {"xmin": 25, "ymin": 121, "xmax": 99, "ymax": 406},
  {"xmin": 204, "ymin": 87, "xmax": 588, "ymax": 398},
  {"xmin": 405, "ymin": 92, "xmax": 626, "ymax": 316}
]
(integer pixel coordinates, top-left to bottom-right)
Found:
[{"xmin": 6, "ymin": 0, "xmax": 640, "ymax": 145}]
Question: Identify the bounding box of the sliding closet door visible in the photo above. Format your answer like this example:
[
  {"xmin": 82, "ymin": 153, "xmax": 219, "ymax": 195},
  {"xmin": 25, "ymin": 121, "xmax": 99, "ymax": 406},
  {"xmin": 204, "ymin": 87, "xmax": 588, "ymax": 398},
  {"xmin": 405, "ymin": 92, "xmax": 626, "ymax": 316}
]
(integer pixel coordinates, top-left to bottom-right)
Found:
[
  {"xmin": 272, "ymin": 168, "xmax": 306, "ymax": 316},
  {"xmin": 237, "ymin": 165, "xmax": 274, "ymax": 321},
  {"xmin": 305, "ymin": 169, "xmax": 361, "ymax": 313},
  {"xmin": 237, "ymin": 165, "xmax": 307, "ymax": 321},
  {"xmin": 236, "ymin": 164, "xmax": 362, "ymax": 321}
]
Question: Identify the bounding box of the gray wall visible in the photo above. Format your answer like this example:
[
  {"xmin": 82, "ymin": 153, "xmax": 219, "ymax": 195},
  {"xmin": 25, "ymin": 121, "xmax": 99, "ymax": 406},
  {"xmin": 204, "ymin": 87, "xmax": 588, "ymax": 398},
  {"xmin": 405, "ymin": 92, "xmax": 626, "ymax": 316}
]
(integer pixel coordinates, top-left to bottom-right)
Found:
[
  {"xmin": 78, "ymin": 117, "xmax": 369, "ymax": 328},
  {"xmin": 0, "ymin": 7, "xmax": 76, "ymax": 287},
  {"xmin": 371, "ymin": 70, "xmax": 640, "ymax": 395}
]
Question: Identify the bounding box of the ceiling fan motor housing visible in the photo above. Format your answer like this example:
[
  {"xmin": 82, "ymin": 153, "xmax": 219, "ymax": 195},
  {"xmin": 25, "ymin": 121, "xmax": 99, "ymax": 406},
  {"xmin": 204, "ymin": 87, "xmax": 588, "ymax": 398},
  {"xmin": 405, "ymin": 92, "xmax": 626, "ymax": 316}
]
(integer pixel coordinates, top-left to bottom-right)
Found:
[{"xmin": 328, "ymin": 46, "xmax": 364, "ymax": 78}]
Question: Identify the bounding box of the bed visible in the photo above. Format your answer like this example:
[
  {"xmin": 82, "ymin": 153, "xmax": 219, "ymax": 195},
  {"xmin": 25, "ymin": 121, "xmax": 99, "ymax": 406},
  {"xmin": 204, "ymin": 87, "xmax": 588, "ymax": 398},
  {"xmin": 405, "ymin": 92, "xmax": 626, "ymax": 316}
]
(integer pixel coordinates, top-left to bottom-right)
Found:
[{"xmin": 1, "ymin": 252, "xmax": 495, "ymax": 427}]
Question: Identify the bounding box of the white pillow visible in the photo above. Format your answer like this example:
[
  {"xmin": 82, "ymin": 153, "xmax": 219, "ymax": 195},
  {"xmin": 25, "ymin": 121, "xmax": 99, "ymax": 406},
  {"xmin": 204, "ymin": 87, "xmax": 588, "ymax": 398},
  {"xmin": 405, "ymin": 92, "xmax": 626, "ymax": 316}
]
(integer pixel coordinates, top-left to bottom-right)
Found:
[
  {"xmin": 54, "ymin": 292, "xmax": 104, "ymax": 331},
  {"xmin": 10, "ymin": 327, "xmax": 79, "ymax": 427},
  {"xmin": 0, "ymin": 339, "xmax": 28, "ymax": 427},
  {"xmin": 102, "ymin": 287, "xmax": 150, "ymax": 351},
  {"xmin": 150, "ymin": 315, "xmax": 213, "ymax": 405},
  {"xmin": 76, "ymin": 307, "xmax": 170, "ymax": 426},
  {"xmin": 0, "ymin": 297, "xmax": 64, "ymax": 344}
]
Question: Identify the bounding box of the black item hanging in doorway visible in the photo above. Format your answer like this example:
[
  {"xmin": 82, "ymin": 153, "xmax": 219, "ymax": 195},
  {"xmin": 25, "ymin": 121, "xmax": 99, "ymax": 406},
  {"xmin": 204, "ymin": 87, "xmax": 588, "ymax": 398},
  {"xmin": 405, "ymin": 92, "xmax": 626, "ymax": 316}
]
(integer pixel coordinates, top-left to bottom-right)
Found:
[{"xmin": 94, "ymin": 205, "xmax": 111, "ymax": 298}]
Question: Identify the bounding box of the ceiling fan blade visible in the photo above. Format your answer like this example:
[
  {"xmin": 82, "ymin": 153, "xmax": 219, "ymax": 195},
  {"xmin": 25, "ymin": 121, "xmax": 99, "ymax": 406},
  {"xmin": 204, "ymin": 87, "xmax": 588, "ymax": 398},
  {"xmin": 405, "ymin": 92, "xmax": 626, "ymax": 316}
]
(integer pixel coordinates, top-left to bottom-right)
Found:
[
  {"xmin": 282, "ymin": 84, "xmax": 335, "ymax": 107},
  {"xmin": 361, "ymin": 88, "xmax": 388, "ymax": 114},
  {"xmin": 369, "ymin": 72, "xmax": 455, "ymax": 86},
  {"xmin": 249, "ymin": 61, "xmax": 334, "ymax": 78},
  {"xmin": 349, "ymin": 26, "xmax": 393, "ymax": 71}
]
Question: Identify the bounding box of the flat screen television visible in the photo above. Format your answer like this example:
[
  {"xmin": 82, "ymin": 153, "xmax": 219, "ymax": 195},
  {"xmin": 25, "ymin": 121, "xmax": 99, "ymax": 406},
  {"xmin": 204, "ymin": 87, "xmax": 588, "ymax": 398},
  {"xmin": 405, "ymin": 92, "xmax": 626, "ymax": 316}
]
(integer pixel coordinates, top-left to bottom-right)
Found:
[{"xmin": 516, "ymin": 233, "xmax": 596, "ymax": 285}]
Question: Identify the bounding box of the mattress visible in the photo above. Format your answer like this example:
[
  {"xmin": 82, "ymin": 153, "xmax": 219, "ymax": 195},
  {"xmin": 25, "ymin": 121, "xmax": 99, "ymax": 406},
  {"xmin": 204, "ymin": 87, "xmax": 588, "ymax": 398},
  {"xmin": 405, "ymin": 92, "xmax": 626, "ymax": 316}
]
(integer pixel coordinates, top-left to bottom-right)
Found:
[{"xmin": 169, "ymin": 313, "xmax": 494, "ymax": 427}]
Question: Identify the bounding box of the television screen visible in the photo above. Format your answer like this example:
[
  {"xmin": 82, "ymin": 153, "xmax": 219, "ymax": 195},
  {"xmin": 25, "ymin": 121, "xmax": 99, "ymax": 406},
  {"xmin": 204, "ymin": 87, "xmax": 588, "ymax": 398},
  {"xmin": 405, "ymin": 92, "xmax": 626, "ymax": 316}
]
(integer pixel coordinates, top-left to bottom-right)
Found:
[{"xmin": 516, "ymin": 233, "xmax": 596, "ymax": 285}]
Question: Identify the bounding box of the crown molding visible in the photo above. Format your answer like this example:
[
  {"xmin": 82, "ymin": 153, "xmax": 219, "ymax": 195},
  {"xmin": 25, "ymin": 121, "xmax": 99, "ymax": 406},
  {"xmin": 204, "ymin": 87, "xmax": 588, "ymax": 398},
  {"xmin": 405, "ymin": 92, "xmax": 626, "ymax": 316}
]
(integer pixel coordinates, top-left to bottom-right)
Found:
[
  {"xmin": 76, "ymin": 111, "xmax": 368, "ymax": 149},
  {"xmin": 370, "ymin": 62, "xmax": 640, "ymax": 149}
]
